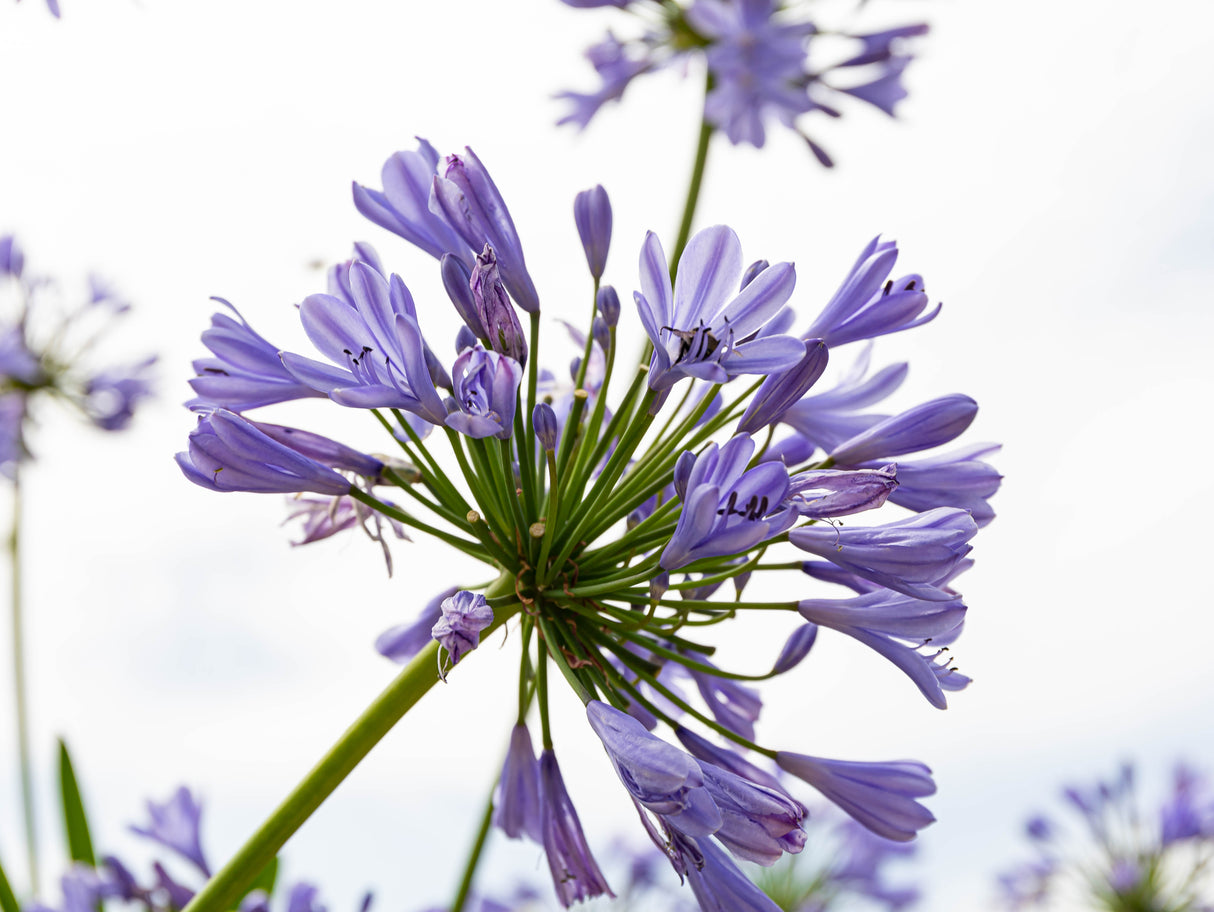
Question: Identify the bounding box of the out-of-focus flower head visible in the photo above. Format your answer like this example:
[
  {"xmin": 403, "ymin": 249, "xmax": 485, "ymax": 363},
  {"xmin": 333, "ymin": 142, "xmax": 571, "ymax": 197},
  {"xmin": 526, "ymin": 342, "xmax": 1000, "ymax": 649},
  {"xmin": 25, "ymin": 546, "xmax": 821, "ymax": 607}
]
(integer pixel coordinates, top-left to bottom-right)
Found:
[
  {"xmin": 557, "ymin": 1, "xmax": 928, "ymax": 159},
  {"xmin": 996, "ymin": 761, "xmax": 1214, "ymax": 911},
  {"xmin": 0, "ymin": 235, "xmax": 155, "ymax": 478}
]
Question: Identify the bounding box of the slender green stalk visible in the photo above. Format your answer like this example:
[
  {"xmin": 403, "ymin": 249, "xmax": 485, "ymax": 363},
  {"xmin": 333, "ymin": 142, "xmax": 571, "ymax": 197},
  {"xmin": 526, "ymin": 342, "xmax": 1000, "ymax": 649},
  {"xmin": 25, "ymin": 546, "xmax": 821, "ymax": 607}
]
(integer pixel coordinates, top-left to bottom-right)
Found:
[
  {"xmin": 182, "ymin": 579, "xmax": 521, "ymax": 912},
  {"xmin": 345, "ymin": 488, "xmax": 491, "ymax": 561},
  {"xmin": 669, "ymin": 74, "xmax": 716, "ymax": 273},
  {"xmin": 9, "ymin": 468, "xmax": 37, "ymax": 894},
  {"xmin": 450, "ymin": 787, "xmax": 496, "ymax": 912}
]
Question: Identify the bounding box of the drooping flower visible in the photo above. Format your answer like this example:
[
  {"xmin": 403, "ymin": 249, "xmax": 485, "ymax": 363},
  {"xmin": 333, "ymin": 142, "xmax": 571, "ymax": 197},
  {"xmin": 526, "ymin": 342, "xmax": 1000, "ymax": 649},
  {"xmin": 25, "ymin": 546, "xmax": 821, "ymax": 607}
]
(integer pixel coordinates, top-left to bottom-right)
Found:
[
  {"xmin": 494, "ymin": 724, "xmax": 544, "ymax": 842},
  {"xmin": 431, "ymin": 590, "xmax": 494, "ymax": 675},
  {"xmin": 538, "ymin": 751, "xmax": 614, "ymax": 906},
  {"xmin": 796, "ymin": 589, "xmax": 967, "ymax": 708},
  {"xmin": 789, "ymin": 508, "xmax": 978, "ymax": 601},
  {"xmin": 775, "ymin": 753, "xmax": 937, "ymax": 842}
]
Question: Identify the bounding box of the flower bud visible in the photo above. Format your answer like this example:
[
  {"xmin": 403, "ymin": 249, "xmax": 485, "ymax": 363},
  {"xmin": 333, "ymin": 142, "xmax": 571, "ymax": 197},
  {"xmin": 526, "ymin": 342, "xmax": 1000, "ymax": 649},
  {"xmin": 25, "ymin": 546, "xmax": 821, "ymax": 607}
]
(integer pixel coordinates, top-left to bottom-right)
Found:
[
  {"xmin": 533, "ymin": 402, "xmax": 559, "ymax": 451},
  {"xmin": 591, "ymin": 315, "xmax": 610, "ymax": 353},
  {"xmin": 573, "ymin": 185, "xmax": 612, "ymax": 279},
  {"xmin": 470, "ymin": 245, "xmax": 528, "ymax": 366},
  {"xmin": 740, "ymin": 259, "xmax": 769, "ymax": 290},
  {"xmin": 596, "ymin": 284, "xmax": 620, "ymax": 326},
  {"xmin": 0, "ymin": 236, "xmax": 25, "ymax": 278},
  {"xmin": 441, "ymin": 253, "xmax": 488, "ymax": 340}
]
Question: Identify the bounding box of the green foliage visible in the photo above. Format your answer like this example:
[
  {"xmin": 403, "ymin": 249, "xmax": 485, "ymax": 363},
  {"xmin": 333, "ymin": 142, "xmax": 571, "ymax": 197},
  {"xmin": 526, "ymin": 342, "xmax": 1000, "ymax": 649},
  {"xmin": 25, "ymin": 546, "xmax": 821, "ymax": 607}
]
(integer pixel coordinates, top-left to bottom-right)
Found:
[
  {"xmin": 0, "ymin": 850, "xmax": 21, "ymax": 912},
  {"xmin": 58, "ymin": 738, "xmax": 96, "ymax": 867}
]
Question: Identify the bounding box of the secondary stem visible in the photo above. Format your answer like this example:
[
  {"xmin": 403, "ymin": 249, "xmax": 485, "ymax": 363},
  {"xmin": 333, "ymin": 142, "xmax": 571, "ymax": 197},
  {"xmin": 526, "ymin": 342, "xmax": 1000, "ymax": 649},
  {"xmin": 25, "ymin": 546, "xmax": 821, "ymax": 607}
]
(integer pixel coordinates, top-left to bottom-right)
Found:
[
  {"xmin": 450, "ymin": 786, "xmax": 496, "ymax": 912},
  {"xmin": 181, "ymin": 577, "xmax": 520, "ymax": 912},
  {"xmin": 669, "ymin": 73, "xmax": 715, "ymax": 272},
  {"xmin": 9, "ymin": 467, "xmax": 37, "ymax": 895}
]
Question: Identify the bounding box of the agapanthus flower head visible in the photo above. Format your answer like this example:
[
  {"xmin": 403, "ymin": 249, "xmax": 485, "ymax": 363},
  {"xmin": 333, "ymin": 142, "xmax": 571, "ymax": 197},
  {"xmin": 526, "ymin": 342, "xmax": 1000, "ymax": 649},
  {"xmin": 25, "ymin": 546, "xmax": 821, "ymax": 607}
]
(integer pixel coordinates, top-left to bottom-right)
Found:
[
  {"xmin": 557, "ymin": 0, "xmax": 929, "ymax": 158},
  {"xmin": 0, "ymin": 237, "xmax": 154, "ymax": 475},
  {"xmin": 182, "ymin": 140, "xmax": 997, "ymax": 912},
  {"xmin": 998, "ymin": 761, "xmax": 1214, "ymax": 911}
]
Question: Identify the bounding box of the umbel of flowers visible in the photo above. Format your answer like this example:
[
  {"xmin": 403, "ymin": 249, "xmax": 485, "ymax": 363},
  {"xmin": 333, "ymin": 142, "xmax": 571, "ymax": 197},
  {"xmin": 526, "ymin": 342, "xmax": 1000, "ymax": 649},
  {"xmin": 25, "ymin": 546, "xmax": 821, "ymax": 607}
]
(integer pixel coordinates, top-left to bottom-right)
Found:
[
  {"xmin": 0, "ymin": 236, "xmax": 155, "ymax": 477},
  {"xmin": 997, "ymin": 762, "xmax": 1214, "ymax": 911},
  {"xmin": 177, "ymin": 139, "xmax": 998, "ymax": 912},
  {"xmin": 557, "ymin": 0, "xmax": 928, "ymax": 162}
]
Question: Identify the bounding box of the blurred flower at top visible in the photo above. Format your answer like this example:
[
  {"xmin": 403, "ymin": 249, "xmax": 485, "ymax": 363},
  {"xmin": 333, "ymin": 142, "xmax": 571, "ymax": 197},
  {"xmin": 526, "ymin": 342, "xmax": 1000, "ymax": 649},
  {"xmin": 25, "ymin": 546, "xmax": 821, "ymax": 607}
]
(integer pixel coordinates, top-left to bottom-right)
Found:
[
  {"xmin": 556, "ymin": 0, "xmax": 928, "ymax": 160},
  {"xmin": 996, "ymin": 761, "xmax": 1214, "ymax": 911},
  {"xmin": 0, "ymin": 234, "xmax": 155, "ymax": 478}
]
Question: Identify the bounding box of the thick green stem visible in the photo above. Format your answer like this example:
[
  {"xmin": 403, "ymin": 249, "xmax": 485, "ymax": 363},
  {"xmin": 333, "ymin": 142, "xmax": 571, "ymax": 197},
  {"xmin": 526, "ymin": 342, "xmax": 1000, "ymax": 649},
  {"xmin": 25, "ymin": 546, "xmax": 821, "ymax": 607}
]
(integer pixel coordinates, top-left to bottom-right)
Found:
[
  {"xmin": 9, "ymin": 468, "xmax": 37, "ymax": 894},
  {"xmin": 181, "ymin": 578, "xmax": 521, "ymax": 912}
]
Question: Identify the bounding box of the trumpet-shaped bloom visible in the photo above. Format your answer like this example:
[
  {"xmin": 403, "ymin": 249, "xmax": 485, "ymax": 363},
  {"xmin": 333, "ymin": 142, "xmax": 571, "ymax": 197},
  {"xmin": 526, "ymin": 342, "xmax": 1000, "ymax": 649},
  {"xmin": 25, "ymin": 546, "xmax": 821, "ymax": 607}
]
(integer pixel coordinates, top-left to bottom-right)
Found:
[
  {"xmin": 635, "ymin": 227, "xmax": 804, "ymax": 392},
  {"xmin": 797, "ymin": 589, "xmax": 967, "ymax": 708},
  {"xmin": 495, "ymin": 724, "xmax": 543, "ymax": 843},
  {"xmin": 661, "ymin": 434, "xmax": 797, "ymax": 570},
  {"xmin": 827, "ymin": 394, "xmax": 978, "ymax": 465},
  {"xmin": 176, "ymin": 411, "xmax": 364, "ymax": 496},
  {"xmin": 736, "ymin": 339, "xmax": 829, "ymax": 434},
  {"xmin": 789, "ymin": 507, "xmax": 977, "ymax": 601},
  {"xmin": 539, "ymin": 751, "xmax": 614, "ymax": 906},
  {"xmin": 84, "ymin": 357, "xmax": 156, "ymax": 431},
  {"xmin": 433, "ymin": 150, "xmax": 540, "ymax": 314},
  {"xmin": 188, "ymin": 300, "xmax": 324, "ymax": 412},
  {"xmin": 803, "ymin": 237, "xmax": 939, "ymax": 347},
  {"xmin": 470, "ymin": 246, "xmax": 528, "ymax": 365},
  {"xmin": 862, "ymin": 443, "xmax": 1003, "ymax": 527},
  {"xmin": 280, "ymin": 263, "xmax": 447, "ymax": 423},
  {"xmin": 670, "ymin": 831, "xmax": 783, "ymax": 912},
  {"xmin": 775, "ymin": 753, "xmax": 936, "ymax": 842},
  {"xmin": 446, "ymin": 346, "xmax": 523, "ymax": 440}
]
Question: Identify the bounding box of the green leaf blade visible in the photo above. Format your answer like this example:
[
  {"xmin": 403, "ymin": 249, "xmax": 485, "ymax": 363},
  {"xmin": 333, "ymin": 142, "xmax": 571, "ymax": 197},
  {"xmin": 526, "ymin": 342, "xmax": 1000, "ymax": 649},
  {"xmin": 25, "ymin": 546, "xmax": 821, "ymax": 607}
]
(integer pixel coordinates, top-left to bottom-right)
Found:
[{"xmin": 57, "ymin": 738, "xmax": 96, "ymax": 867}]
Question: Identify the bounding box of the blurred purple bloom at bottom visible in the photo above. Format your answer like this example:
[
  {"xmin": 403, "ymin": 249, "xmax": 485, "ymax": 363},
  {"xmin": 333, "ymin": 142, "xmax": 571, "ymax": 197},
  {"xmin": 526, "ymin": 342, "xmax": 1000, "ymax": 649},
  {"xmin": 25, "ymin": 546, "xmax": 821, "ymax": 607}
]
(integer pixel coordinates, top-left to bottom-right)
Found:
[{"xmin": 130, "ymin": 786, "xmax": 211, "ymax": 875}]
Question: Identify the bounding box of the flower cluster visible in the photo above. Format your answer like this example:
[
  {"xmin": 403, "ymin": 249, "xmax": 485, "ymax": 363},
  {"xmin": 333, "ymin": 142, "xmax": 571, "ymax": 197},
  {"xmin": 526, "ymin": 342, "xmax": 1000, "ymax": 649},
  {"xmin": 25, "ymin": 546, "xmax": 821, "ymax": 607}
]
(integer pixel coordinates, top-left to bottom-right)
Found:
[
  {"xmin": 557, "ymin": 0, "xmax": 928, "ymax": 158},
  {"xmin": 28, "ymin": 785, "xmax": 358, "ymax": 912},
  {"xmin": 997, "ymin": 762, "xmax": 1214, "ymax": 911},
  {"xmin": 0, "ymin": 235, "xmax": 155, "ymax": 479},
  {"xmin": 180, "ymin": 135, "xmax": 998, "ymax": 912}
]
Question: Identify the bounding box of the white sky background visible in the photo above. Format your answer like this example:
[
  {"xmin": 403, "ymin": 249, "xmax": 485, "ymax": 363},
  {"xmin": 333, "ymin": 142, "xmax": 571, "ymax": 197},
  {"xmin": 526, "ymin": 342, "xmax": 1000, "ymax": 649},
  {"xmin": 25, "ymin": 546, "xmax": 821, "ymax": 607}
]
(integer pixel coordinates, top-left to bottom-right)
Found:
[{"xmin": 1, "ymin": 0, "xmax": 1213, "ymax": 910}]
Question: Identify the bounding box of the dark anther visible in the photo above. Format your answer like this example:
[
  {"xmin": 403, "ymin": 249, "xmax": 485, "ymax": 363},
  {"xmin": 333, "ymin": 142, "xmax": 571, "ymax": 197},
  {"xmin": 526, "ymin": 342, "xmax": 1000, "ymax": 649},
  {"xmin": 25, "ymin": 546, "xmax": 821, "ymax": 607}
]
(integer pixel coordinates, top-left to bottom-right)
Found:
[
  {"xmin": 882, "ymin": 280, "xmax": 893, "ymax": 296},
  {"xmin": 717, "ymin": 490, "xmax": 739, "ymax": 517},
  {"xmin": 202, "ymin": 367, "xmax": 230, "ymax": 375},
  {"xmin": 904, "ymin": 279, "xmax": 918, "ymax": 291}
]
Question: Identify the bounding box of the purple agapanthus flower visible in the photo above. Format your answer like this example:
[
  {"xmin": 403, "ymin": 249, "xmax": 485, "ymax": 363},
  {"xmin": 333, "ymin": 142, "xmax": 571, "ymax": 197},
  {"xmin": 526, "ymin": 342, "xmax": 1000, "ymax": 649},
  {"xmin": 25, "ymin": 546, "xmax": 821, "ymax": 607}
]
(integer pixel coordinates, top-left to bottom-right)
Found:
[
  {"xmin": 538, "ymin": 750, "xmax": 614, "ymax": 906},
  {"xmin": 775, "ymin": 753, "xmax": 936, "ymax": 842},
  {"xmin": 446, "ymin": 345, "xmax": 523, "ymax": 440},
  {"xmin": 431, "ymin": 589, "xmax": 494, "ymax": 675},
  {"xmin": 636, "ymin": 226, "xmax": 804, "ymax": 392},
  {"xmin": 131, "ymin": 787, "xmax": 211, "ymax": 876},
  {"xmin": 802, "ymin": 237, "xmax": 939, "ymax": 347},
  {"xmin": 661, "ymin": 434, "xmax": 799, "ymax": 571},
  {"xmin": 176, "ymin": 410, "xmax": 367, "ymax": 496},
  {"xmin": 279, "ymin": 263, "xmax": 447, "ymax": 423},
  {"xmin": 494, "ymin": 724, "xmax": 544, "ymax": 843},
  {"xmin": 797, "ymin": 589, "xmax": 967, "ymax": 708},
  {"xmin": 789, "ymin": 508, "xmax": 978, "ymax": 601},
  {"xmin": 558, "ymin": 1, "xmax": 928, "ymax": 157}
]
